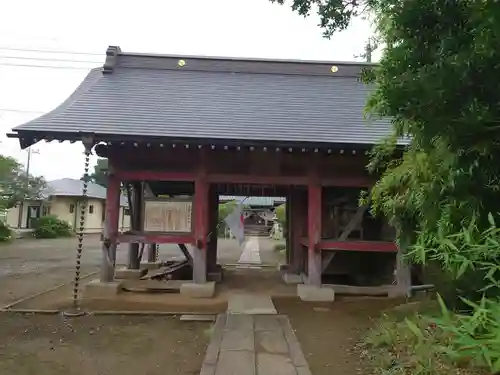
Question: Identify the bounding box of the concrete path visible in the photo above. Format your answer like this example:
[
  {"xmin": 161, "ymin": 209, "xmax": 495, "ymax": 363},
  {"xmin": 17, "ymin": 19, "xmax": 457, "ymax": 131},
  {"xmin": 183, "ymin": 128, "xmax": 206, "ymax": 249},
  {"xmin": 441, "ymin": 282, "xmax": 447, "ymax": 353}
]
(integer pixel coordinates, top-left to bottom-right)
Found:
[
  {"xmin": 200, "ymin": 314, "xmax": 312, "ymax": 375},
  {"xmin": 237, "ymin": 236, "xmax": 262, "ymax": 267}
]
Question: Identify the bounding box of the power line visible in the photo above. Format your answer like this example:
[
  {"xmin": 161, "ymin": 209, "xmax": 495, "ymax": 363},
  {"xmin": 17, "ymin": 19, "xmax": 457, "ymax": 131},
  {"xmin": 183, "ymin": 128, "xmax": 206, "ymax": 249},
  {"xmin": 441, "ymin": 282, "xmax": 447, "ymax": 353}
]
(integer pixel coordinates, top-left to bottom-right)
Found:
[
  {"xmin": 0, "ymin": 46, "xmax": 103, "ymax": 56},
  {"xmin": 0, "ymin": 62, "xmax": 95, "ymax": 70},
  {"xmin": 0, "ymin": 108, "xmax": 44, "ymax": 114},
  {"xmin": 0, "ymin": 55, "xmax": 102, "ymax": 64}
]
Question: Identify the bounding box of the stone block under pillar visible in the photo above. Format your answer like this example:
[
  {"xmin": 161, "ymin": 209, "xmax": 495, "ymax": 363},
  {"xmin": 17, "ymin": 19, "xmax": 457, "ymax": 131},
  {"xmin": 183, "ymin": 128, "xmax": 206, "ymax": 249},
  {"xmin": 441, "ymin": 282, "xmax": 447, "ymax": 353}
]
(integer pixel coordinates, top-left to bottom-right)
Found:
[
  {"xmin": 83, "ymin": 279, "xmax": 122, "ymax": 299},
  {"xmin": 388, "ymin": 285, "xmax": 412, "ymax": 298},
  {"xmin": 140, "ymin": 261, "xmax": 162, "ymax": 271},
  {"xmin": 180, "ymin": 282, "xmax": 216, "ymax": 298},
  {"xmin": 297, "ymin": 284, "xmax": 335, "ymax": 302},
  {"xmin": 114, "ymin": 267, "xmax": 147, "ymax": 279},
  {"xmin": 282, "ymin": 272, "xmax": 303, "ymax": 284}
]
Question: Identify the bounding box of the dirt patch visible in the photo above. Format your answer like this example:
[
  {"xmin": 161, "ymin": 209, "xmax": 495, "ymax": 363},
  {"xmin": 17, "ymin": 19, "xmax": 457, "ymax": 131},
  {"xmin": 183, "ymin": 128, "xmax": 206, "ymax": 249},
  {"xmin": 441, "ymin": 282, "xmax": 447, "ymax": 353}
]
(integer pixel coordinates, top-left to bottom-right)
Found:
[
  {"xmin": 11, "ymin": 268, "xmax": 294, "ymax": 313},
  {"xmin": 274, "ymin": 296, "xmax": 399, "ymax": 375},
  {"xmin": 0, "ymin": 266, "xmax": 98, "ymax": 307},
  {"xmin": 0, "ymin": 312, "xmax": 210, "ymax": 375}
]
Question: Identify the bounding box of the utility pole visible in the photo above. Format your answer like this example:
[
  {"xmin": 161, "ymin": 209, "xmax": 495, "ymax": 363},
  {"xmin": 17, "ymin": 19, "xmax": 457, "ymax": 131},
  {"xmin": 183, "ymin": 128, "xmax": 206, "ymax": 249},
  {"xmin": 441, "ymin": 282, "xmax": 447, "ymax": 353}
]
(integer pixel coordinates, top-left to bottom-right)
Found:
[
  {"xmin": 25, "ymin": 147, "xmax": 39, "ymax": 175},
  {"xmin": 355, "ymin": 37, "xmax": 379, "ymax": 63},
  {"xmin": 365, "ymin": 40, "xmax": 374, "ymax": 63},
  {"xmin": 17, "ymin": 147, "xmax": 39, "ymax": 228}
]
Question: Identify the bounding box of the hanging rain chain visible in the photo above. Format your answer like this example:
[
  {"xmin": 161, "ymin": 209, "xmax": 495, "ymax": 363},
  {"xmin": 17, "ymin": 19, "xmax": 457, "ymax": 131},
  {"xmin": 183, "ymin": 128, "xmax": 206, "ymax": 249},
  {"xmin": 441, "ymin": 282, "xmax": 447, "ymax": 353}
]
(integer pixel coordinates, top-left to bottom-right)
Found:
[{"xmin": 63, "ymin": 145, "xmax": 91, "ymax": 317}]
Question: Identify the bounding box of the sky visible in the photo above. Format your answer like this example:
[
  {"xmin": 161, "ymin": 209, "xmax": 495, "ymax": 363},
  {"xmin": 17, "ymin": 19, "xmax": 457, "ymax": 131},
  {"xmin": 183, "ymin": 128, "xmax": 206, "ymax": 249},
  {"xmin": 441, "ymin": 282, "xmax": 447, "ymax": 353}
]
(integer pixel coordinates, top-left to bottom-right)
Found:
[{"xmin": 0, "ymin": 0, "xmax": 375, "ymax": 181}]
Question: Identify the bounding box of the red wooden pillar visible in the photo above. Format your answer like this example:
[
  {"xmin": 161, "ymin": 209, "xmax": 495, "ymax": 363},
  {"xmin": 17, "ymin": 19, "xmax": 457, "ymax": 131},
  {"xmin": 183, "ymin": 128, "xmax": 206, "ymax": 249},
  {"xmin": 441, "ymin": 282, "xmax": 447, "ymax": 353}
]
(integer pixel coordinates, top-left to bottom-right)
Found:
[
  {"xmin": 128, "ymin": 182, "xmax": 143, "ymax": 269},
  {"xmin": 289, "ymin": 188, "xmax": 306, "ymax": 274},
  {"xmin": 101, "ymin": 172, "xmax": 120, "ymax": 282},
  {"xmin": 307, "ymin": 182, "xmax": 322, "ymax": 286},
  {"xmin": 285, "ymin": 189, "xmax": 292, "ymax": 267},
  {"xmin": 193, "ymin": 173, "xmax": 209, "ymax": 284},
  {"xmin": 206, "ymin": 186, "xmax": 219, "ymax": 275}
]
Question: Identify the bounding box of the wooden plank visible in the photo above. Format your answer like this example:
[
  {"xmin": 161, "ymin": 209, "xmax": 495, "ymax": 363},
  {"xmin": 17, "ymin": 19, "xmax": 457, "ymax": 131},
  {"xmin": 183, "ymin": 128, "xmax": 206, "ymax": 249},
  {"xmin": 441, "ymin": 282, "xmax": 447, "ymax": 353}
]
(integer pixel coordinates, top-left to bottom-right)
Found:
[
  {"xmin": 320, "ymin": 240, "xmax": 397, "ymax": 253},
  {"xmin": 178, "ymin": 243, "xmax": 193, "ymax": 266},
  {"xmin": 121, "ymin": 279, "xmax": 188, "ymax": 292},
  {"xmin": 140, "ymin": 261, "xmax": 189, "ymax": 280},
  {"xmin": 118, "ymin": 233, "xmax": 194, "ymax": 244},
  {"xmin": 322, "ymin": 284, "xmax": 395, "ymax": 296}
]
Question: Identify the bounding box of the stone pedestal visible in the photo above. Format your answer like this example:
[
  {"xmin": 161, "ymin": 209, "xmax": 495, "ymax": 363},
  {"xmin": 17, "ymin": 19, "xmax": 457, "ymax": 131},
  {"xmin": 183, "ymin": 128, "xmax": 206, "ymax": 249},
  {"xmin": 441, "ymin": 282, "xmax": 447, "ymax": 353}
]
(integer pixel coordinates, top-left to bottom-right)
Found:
[
  {"xmin": 114, "ymin": 267, "xmax": 147, "ymax": 279},
  {"xmin": 180, "ymin": 281, "xmax": 216, "ymax": 298},
  {"xmin": 83, "ymin": 279, "xmax": 122, "ymax": 299},
  {"xmin": 282, "ymin": 272, "xmax": 303, "ymax": 285},
  {"xmin": 297, "ymin": 284, "xmax": 335, "ymax": 302}
]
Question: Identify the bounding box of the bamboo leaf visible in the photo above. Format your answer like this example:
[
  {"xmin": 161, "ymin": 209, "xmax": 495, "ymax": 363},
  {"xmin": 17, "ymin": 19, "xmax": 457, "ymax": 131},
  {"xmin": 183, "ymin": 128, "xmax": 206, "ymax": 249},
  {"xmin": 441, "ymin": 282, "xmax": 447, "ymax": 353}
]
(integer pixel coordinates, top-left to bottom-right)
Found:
[{"xmin": 405, "ymin": 318, "xmax": 424, "ymax": 340}]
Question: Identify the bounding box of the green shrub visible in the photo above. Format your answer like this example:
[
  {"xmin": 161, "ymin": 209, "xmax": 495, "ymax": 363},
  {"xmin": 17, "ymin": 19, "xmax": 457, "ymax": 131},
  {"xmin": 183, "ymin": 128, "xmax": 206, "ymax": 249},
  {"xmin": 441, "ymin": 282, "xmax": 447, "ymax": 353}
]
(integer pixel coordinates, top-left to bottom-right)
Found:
[
  {"xmin": 0, "ymin": 221, "xmax": 12, "ymax": 242},
  {"xmin": 32, "ymin": 215, "xmax": 73, "ymax": 239},
  {"xmin": 401, "ymin": 216, "xmax": 500, "ymax": 374},
  {"xmin": 274, "ymin": 204, "xmax": 286, "ymax": 225}
]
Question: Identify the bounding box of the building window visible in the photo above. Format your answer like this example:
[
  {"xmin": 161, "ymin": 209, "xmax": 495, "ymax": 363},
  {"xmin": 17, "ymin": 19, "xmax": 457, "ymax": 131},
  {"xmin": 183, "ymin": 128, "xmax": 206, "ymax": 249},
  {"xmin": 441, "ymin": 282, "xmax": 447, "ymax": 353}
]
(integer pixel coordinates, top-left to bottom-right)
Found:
[
  {"xmin": 42, "ymin": 206, "xmax": 51, "ymax": 216},
  {"xmin": 69, "ymin": 204, "xmax": 75, "ymax": 213},
  {"xmin": 124, "ymin": 208, "xmax": 130, "ymax": 216},
  {"xmin": 89, "ymin": 205, "xmax": 94, "ymax": 214}
]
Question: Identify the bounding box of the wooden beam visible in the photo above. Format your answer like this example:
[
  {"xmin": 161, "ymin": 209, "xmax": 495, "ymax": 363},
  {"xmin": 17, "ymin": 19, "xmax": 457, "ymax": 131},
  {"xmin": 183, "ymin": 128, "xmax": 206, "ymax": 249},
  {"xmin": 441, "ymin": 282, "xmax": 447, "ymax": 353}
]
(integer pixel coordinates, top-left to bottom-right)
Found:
[
  {"xmin": 319, "ymin": 240, "xmax": 397, "ymax": 253},
  {"xmin": 116, "ymin": 170, "xmax": 196, "ymax": 182},
  {"xmin": 178, "ymin": 244, "xmax": 193, "ymax": 266},
  {"xmin": 119, "ymin": 233, "xmax": 194, "ymax": 244},
  {"xmin": 115, "ymin": 168, "xmax": 372, "ymax": 187}
]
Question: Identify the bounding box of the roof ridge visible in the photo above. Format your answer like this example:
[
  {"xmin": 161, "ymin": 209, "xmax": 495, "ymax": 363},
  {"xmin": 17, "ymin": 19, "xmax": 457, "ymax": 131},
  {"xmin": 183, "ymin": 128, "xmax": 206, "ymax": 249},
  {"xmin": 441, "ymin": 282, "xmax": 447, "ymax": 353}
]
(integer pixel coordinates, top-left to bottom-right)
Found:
[{"xmin": 103, "ymin": 45, "xmax": 373, "ymax": 78}]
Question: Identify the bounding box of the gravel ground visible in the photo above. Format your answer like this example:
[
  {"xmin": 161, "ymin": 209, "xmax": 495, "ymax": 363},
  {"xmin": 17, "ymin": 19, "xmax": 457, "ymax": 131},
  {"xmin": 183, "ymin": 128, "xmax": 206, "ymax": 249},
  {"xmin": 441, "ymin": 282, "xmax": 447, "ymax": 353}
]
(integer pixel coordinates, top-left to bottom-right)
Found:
[{"xmin": 0, "ymin": 313, "xmax": 209, "ymax": 375}]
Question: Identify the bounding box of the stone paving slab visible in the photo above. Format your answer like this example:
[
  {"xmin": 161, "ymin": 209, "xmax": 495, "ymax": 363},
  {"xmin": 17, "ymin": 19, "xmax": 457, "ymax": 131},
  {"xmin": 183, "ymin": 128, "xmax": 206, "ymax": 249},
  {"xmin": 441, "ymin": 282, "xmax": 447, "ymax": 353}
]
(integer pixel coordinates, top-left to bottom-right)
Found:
[
  {"xmin": 227, "ymin": 294, "xmax": 277, "ymax": 315},
  {"xmin": 199, "ymin": 314, "xmax": 312, "ymax": 375}
]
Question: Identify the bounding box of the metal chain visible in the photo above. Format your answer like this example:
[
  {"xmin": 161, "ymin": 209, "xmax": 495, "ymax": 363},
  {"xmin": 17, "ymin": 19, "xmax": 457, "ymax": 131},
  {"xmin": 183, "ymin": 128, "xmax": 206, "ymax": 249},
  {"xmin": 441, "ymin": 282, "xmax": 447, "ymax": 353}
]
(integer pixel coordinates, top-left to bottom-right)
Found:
[
  {"xmin": 155, "ymin": 243, "xmax": 159, "ymax": 262},
  {"xmin": 71, "ymin": 148, "xmax": 90, "ymax": 311}
]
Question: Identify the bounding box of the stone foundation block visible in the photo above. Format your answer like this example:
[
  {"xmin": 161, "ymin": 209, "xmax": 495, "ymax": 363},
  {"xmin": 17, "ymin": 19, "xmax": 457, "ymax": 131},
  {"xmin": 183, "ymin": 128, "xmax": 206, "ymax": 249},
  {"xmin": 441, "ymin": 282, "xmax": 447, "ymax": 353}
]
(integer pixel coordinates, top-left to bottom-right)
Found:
[
  {"xmin": 180, "ymin": 281, "xmax": 216, "ymax": 298},
  {"xmin": 278, "ymin": 263, "xmax": 289, "ymax": 272},
  {"xmin": 297, "ymin": 284, "xmax": 335, "ymax": 302},
  {"xmin": 114, "ymin": 267, "xmax": 147, "ymax": 279},
  {"xmin": 140, "ymin": 261, "xmax": 162, "ymax": 271},
  {"xmin": 282, "ymin": 272, "xmax": 303, "ymax": 285},
  {"xmin": 388, "ymin": 285, "xmax": 412, "ymax": 298},
  {"xmin": 83, "ymin": 279, "xmax": 122, "ymax": 299}
]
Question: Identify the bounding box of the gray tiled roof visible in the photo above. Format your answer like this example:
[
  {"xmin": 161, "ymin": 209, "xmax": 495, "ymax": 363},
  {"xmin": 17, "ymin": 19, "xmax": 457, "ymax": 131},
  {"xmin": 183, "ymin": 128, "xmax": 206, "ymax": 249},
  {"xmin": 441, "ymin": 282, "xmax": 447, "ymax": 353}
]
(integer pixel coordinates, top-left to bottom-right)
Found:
[
  {"xmin": 219, "ymin": 196, "xmax": 285, "ymax": 207},
  {"xmin": 11, "ymin": 48, "xmax": 394, "ymax": 146},
  {"xmin": 44, "ymin": 178, "xmax": 128, "ymax": 206}
]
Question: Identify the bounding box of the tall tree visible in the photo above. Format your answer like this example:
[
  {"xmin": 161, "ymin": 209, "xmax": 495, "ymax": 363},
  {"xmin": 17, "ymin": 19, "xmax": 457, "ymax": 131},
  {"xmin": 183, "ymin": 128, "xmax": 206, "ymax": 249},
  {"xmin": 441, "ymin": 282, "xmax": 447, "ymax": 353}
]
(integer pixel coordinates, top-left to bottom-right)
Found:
[
  {"xmin": 277, "ymin": 0, "xmax": 500, "ymax": 302},
  {"xmin": 0, "ymin": 155, "xmax": 46, "ymax": 211},
  {"xmin": 85, "ymin": 158, "xmax": 108, "ymax": 187},
  {"xmin": 270, "ymin": 0, "xmax": 369, "ymax": 37}
]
